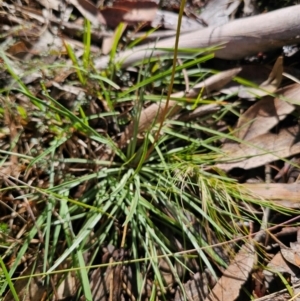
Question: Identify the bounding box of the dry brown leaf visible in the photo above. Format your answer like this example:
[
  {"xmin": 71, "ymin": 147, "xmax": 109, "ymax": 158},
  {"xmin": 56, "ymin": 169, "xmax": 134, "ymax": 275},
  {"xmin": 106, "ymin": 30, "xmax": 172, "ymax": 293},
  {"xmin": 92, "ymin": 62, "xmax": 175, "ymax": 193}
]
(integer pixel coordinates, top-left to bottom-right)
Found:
[
  {"xmin": 281, "ymin": 228, "xmax": 300, "ymax": 268},
  {"xmin": 7, "ymin": 41, "xmax": 30, "ymax": 56},
  {"xmin": 276, "ymin": 83, "xmax": 300, "ymax": 105},
  {"xmin": 69, "ymin": 0, "xmax": 106, "ymax": 26},
  {"xmin": 100, "ymin": 6, "xmax": 129, "ymax": 28},
  {"xmin": 0, "ymin": 164, "xmax": 21, "ymax": 179},
  {"xmin": 119, "ymin": 68, "xmax": 241, "ymax": 147},
  {"xmin": 252, "ymin": 270, "xmax": 266, "ymax": 298},
  {"xmin": 281, "ymin": 247, "xmax": 300, "ymax": 268},
  {"xmin": 90, "ymin": 249, "xmax": 125, "ymax": 301},
  {"xmin": 89, "ymin": 268, "xmax": 109, "ymax": 301},
  {"xmin": 175, "ymin": 272, "xmax": 216, "ymax": 301},
  {"xmin": 204, "ymin": 243, "xmax": 255, "ymax": 301},
  {"xmin": 101, "ymin": 1, "xmax": 158, "ymax": 28},
  {"xmin": 3, "ymin": 257, "xmax": 46, "ymax": 301},
  {"xmin": 119, "ymin": 1, "xmax": 158, "ymax": 23},
  {"xmin": 3, "ymin": 255, "xmax": 73, "ymax": 301},
  {"xmin": 261, "ymin": 57, "xmax": 284, "ymax": 88},
  {"xmin": 264, "ymin": 251, "xmax": 300, "ymax": 301},
  {"xmin": 242, "ymin": 183, "xmax": 300, "ymax": 202},
  {"xmin": 238, "ymin": 57, "xmax": 283, "ymax": 100},
  {"xmin": 0, "ymin": 106, "xmax": 22, "ymax": 178},
  {"xmin": 221, "ymin": 65, "xmax": 271, "ymax": 95},
  {"xmin": 235, "ymin": 97, "xmax": 294, "ymax": 141},
  {"xmin": 186, "ymin": 67, "xmax": 242, "ymax": 97},
  {"xmin": 234, "ymin": 83, "xmax": 300, "ymax": 141},
  {"xmin": 53, "ymin": 272, "xmax": 80, "ymax": 300},
  {"xmin": 216, "ymin": 125, "xmax": 300, "ymax": 171},
  {"xmin": 266, "ymin": 252, "xmax": 298, "ymax": 276}
]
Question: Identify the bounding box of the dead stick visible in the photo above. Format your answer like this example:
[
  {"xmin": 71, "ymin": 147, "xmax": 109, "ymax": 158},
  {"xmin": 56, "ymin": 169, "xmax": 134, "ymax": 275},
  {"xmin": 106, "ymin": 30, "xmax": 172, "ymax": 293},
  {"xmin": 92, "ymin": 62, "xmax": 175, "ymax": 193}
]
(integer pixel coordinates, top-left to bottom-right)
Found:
[{"xmin": 95, "ymin": 5, "xmax": 300, "ymax": 69}]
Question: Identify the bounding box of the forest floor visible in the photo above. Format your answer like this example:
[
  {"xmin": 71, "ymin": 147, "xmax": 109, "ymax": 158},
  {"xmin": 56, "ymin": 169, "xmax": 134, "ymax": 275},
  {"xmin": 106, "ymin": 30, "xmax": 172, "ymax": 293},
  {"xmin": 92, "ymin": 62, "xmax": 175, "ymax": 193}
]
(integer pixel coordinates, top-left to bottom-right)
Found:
[{"xmin": 1, "ymin": 0, "xmax": 300, "ymax": 300}]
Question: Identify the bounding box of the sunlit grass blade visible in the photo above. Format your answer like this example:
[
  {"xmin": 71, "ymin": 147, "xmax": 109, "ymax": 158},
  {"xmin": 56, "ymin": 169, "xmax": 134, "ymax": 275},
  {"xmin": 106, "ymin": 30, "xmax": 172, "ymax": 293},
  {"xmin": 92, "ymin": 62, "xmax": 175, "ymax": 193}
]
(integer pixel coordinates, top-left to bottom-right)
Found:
[
  {"xmin": 83, "ymin": 18, "xmax": 91, "ymax": 70},
  {"xmin": 64, "ymin": 41, "xmax": 85, "ymax": 84},
  {"xmin": 0, "ymin": 256, "xmax": 20, "ymax": 301},
  {"xmin": 119, "ymin": 53, "xmax": 214, "ymax": 97},
  {"xmin": 110, "ymin": 22, "xmax": 127, "ymax": 65}
]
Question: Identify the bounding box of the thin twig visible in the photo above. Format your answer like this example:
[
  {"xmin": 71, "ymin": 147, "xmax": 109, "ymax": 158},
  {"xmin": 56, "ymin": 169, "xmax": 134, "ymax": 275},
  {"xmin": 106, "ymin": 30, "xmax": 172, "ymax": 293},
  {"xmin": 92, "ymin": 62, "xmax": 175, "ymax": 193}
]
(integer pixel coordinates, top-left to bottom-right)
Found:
[
  {"xmin": 254, "ymin": 282, "xmax": 300, "ymax": 301},
  {"xmin": 3, "ymin": 177, "xmax": 43, "ymax": 243}
]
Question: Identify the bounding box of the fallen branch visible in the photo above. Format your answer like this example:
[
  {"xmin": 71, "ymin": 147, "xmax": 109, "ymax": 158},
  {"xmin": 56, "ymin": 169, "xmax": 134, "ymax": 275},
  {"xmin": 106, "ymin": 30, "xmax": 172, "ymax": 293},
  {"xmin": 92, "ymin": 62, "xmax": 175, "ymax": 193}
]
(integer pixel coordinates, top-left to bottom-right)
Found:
[{"xmin": 95, "ymin": 5, "xmax": 300, "ymax": 69}]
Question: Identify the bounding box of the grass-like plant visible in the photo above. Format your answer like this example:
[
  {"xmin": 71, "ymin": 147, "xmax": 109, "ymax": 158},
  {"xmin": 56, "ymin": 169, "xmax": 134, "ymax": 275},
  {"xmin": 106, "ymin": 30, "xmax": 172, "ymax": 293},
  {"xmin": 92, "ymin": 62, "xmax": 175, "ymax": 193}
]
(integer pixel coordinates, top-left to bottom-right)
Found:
[{"xmin": 0, "ymin": 2, "xmax": 296, "ymax": 300}]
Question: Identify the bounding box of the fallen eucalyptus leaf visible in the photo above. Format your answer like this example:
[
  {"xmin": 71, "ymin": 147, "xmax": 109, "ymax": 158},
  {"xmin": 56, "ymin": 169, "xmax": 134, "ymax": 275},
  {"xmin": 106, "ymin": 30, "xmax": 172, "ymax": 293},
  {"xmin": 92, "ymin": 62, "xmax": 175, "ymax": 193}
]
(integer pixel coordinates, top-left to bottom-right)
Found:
[
  {"xmin": 242, "ymin": 183, "xmax": 300, "ymax": 202},
  {"xmin": 216, "ymin": 125, "xmax": 300, "ymax": 171},
  {"xmin": 235, "ymin": 83, "xmax": 300, "ymax": 141},
  {"xmin": 204, "ymin": 243, "xmax": 255, "ymax": 301},
  {"xmin": 238, "ymin": 57, "xmax": 283, "ymax": 100}
]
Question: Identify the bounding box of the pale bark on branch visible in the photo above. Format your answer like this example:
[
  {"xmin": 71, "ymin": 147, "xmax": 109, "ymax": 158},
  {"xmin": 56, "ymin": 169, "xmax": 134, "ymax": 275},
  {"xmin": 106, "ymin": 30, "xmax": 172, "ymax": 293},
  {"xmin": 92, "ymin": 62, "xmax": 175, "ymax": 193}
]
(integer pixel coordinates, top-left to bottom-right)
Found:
[{"xmin": 95, "ymin": 5, "xmax": 300, "ymax": 70}]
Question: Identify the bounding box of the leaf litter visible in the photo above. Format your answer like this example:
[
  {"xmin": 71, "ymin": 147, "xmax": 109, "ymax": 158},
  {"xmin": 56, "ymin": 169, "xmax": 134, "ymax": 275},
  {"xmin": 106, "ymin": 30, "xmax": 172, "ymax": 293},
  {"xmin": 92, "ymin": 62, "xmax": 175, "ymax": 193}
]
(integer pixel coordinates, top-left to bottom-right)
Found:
[{"xmin": 1, "ymin": 0, "xmax": 300, "ymax": 301}]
